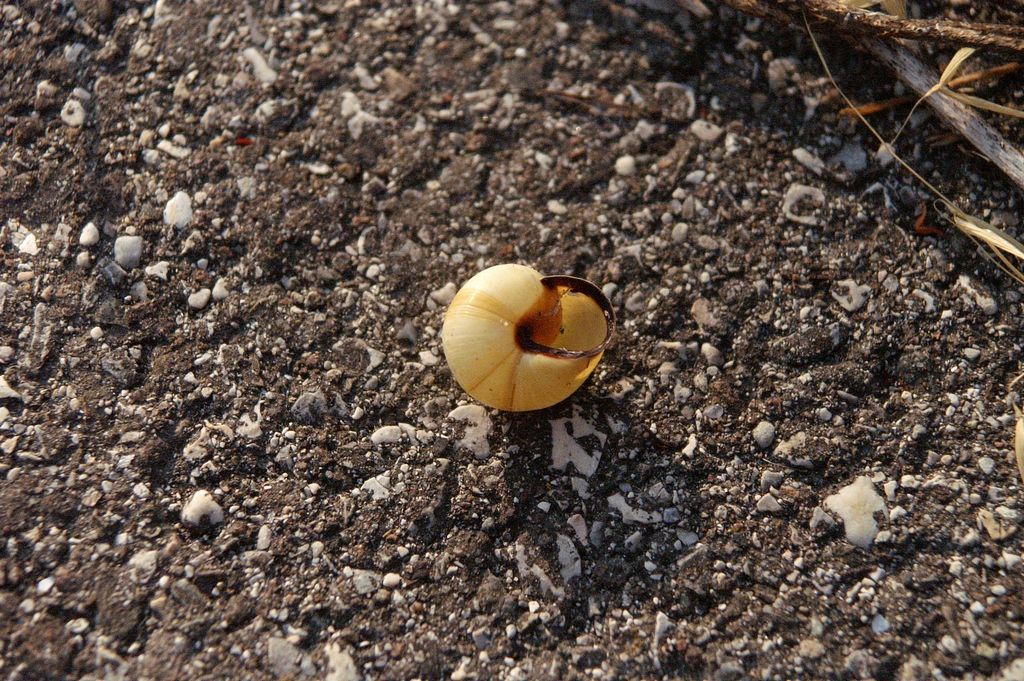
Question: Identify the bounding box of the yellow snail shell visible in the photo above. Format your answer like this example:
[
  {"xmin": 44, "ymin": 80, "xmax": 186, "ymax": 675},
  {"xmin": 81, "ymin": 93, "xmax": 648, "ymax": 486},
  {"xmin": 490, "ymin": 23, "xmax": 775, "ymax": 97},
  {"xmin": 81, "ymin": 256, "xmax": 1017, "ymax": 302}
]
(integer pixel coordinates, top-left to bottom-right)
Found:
[{"xmin": 441, "ymin": 264, "xmax": 615, "ymax": 411}]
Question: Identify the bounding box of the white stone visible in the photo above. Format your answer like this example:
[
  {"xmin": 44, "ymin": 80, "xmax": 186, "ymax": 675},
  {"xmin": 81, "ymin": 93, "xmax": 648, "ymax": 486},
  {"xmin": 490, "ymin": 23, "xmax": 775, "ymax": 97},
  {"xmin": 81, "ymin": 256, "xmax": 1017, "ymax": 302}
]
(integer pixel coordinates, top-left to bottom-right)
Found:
[
  {"xmin": 653, "ymin": 611, "xmax": 672, "ymax": 648},
  {"xmin": 257, "ymin": 525, "xmax": 272, "ymax": 550},
  {"xmin": 79, "ymin": 222, "xmax": 99, "ymax": 246},
  {"xmin": 547, "ymin": 199, "xmax": 567, "ymax": 215},
  {"xmin": 429, "ymin": 282, "xmax": 457, "ymax": 306},
  {"xmin": 0, "ymin": 376, "xmax": 22, "ymax": 400},
  {"xmin": 556, "ymin": 534, "xmax": 581, "ymax": 582},
  {"xmin": 700, "ymin": 342, "xmax": 723, "ymax": 367},
  {"xmin": 163, "ymin": 191, "xmax": 193, "ymax": 228},
  {"xmin": 824, "ymin": 476, "xmax": 888, "ymax": 549},
  {"xmin": 351, "ymin": 569, "xmax": 380, "ymax": 595},
  {"xmin": 359, "ymin": 473, "xmax": 391, "ymax": 500},
  {"xmin": 156, "ymin": 139, "xmax": 190, "ymax": 159},
  {"xmin": 792, "ymin": 148, "xmax": 825, "ymax": 175},
  {"xmin": 242, "ymin": 47, "xmax": 278, "ymax": 84},
  {"xmin": 145, "ymin": 261, "xmax": 170, "ymax": 280},
  {"xmin": 61, "ymin": 99, "xmax": 85, "ymax": 127},
  {"xmin": 608, "ymin": 493, "xmax": 661, "ymax": 524},
  {"xmin": 382, "ymin": 573, "xmax": 401, "ymax": 588},
  {"xmin": 550, "ymin": 416, "xmax": 602, "ymax": 477},
  {"xmin": 832, "ymin": 279, "xmax": 871, "ymax": 312},
  {"xmin": 188, "ymin": 288, "xmax": 211, "ymax": 310},
  {"xmin": 615, "ymin": 155, "xmax": 636, "ymax": 176},
  {"xmin": 324, "ymin": 644, "xmax": 360, "ymax": 681},
  {"xmin": 782, "ymin": 183, "xmax": 825, "ymax": 226},
  {"xmin": 690, "ymin": 119, "xmax": 723, "ymax": 142},
  {"xmin": 114, "ymin": 235, "xmax": 143, "ymax": 269},
  {"xmin": 370, "ymin": 425, "xmax": 403, "ymax": 444},
  {"xmin": 212, "ymin": 278, "xmax": 230, "ymax": 301},
  {"xmin": 35, "ymin": 79, "xmax": 57, "ymax": 102},
  {"xmin": 128, "ymin": 549, "xmax": 159, "ymax": 578},
  {"xmin": 16, "ymin": 232, "xmax": 38, "ymax": 255},
  {"xmin": 180, "ymin": 490, "xmax": 224, "ymax": 526},
  {"xmin": 957, "ymin": 274, "xmax": 998, "ymax": 315},
  {"xmin": 448, "ymin": 405, "xmax": 492, "ymax": 458},
  {"xmin": 756, "ymin": 493, "xmax": 782, "ymax": 513},
  {"xmin": 752, "ymin": 421, "xmax": 775, "ymax": 449}
]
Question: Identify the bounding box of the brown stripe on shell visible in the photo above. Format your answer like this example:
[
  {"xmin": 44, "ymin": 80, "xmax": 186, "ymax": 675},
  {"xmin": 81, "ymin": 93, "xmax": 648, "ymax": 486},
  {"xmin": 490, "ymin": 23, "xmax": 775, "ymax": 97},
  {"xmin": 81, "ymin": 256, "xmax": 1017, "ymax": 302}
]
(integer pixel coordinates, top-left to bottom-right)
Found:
[{"xmin": 515, "ymin": 275, "xmax": 615, "ymax": 359}]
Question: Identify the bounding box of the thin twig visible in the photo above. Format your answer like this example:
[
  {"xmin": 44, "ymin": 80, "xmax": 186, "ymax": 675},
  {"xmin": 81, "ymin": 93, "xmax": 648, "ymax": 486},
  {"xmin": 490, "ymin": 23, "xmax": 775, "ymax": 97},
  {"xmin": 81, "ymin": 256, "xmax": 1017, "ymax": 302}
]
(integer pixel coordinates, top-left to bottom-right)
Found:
[
  {"xmin": 856, "ymin": 37, "xmax": 1024, "ymax": 192},
  {"xmin": 839, "ymin": 62, "xmax": 1022, "ymax": 117},
  {"xmin": 714, "ymin": 0, "xmax": 1024, "ymax": 54}
]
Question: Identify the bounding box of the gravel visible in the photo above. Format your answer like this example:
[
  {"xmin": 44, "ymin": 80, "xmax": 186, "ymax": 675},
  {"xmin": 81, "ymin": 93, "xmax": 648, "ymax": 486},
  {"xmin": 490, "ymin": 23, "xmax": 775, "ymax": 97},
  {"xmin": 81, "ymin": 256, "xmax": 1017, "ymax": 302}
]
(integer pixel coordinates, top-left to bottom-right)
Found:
[
  {"xmin": 113, "ymin": 235, "xmax": 143, "ymax": 269},
  {"xmin": 824, "ymin": 477, "xmax": 888, "ymax": 549},
  {"xmin": 163, "ymin": 191, "xmax": 193, "ymax": 228},
  {"xmin": 78, "ymin": 222, "xmax": 99, "ymax": 246},
  {"xmin": 60, "ymin": 98, "xmax": 85, "ymax": 127},
  {"xmin": 3, "ymin": 1, "xmax": 1023, "ymax": 679},
  {"xmin": 180, "ymin": 490, "xmax": 225, "ymax": 527},
  {"xmin": 752, "ymin": 420, "xmax": 776, "ymax": 449},
  {"xmin": 615, "ymin": 155, "xmax": 637, "ymax": 176},
  {"xmin": 187, "ymin": 288, "xmax": 212, "ymax": 310}
]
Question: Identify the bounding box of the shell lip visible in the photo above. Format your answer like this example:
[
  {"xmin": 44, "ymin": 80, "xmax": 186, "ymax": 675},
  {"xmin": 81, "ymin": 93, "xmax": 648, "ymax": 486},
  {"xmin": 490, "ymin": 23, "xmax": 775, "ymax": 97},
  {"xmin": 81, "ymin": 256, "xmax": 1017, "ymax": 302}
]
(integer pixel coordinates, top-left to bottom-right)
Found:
[{"xmin": 515, "ymin": 275, "xmax": 615, "ymax": 359}]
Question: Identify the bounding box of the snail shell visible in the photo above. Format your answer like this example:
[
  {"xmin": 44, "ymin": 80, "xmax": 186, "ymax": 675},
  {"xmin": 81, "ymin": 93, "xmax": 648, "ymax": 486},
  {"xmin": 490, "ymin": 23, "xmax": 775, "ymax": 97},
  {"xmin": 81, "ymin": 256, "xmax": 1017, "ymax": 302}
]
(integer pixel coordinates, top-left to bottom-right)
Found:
[{"xmin": 441, "ymin": 264, "xmax": 614, "ymax": 411}]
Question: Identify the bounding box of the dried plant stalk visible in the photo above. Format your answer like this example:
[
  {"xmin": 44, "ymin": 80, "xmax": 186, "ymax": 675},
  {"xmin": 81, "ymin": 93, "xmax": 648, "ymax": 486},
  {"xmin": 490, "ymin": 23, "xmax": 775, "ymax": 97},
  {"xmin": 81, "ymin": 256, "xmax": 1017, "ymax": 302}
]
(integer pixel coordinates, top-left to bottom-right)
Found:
[
  {"xmin": 859, "ymin": 36, "xmax": 1024, "ymax": 192},
  {"xmin": 713, "ymin": 0, "xmax": 1024, "ymax": 54}
]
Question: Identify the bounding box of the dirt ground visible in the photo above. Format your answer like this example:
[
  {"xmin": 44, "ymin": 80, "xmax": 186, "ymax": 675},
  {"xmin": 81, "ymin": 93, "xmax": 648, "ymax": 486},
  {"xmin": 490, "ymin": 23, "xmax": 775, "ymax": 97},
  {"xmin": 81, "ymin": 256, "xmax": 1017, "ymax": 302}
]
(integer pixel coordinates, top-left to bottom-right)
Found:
[{"xmin": 2, "ymin": 0, "xmax": 1024, "ymax": 679}]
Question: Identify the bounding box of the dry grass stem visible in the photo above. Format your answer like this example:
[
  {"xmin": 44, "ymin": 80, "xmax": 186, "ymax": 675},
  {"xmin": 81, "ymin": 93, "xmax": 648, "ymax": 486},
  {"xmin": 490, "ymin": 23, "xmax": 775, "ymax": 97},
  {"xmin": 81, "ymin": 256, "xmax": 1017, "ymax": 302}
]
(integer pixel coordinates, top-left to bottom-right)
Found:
[
  {"xmin": 717, "ymin": 0, "xmax": 1024, "ymax": 53},
  {"xmin": 839, "ymin": 62, "xmax": 1023, "ymax": 117},
  {"xmin": 1015, "ymin": 405, "xmax": 1024, "ymax": 485},
  {"xmin": 805, "ymin": 23, "xmax": 1024, "ymax": 284}
]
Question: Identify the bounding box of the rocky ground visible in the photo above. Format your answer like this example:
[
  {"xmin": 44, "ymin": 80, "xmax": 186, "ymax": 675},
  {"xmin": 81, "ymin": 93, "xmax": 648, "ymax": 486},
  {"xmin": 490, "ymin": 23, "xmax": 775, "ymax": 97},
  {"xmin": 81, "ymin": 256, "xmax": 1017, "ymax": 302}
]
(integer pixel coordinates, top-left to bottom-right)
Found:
[{"xmin": 2, "ymin": 0, "xmax": 1024, "ymax": 679}]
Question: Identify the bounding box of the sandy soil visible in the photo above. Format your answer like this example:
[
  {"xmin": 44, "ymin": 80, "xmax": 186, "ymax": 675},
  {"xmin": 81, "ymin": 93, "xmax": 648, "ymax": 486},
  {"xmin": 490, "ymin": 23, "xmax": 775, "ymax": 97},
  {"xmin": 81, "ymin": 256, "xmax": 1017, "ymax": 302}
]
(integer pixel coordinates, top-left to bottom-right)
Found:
[{"xmin": 1, "ymin": 0, "xmax": 1023, "ymax": 679}]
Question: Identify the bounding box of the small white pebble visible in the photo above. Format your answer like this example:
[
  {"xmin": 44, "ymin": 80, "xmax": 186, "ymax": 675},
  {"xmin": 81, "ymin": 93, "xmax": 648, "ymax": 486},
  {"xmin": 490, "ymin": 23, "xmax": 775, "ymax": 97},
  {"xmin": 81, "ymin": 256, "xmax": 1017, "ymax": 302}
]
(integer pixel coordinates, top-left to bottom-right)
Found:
[
  {"xmin": 382, "ymin": 573, "xmax": 401, "ymax": 588},
  {"xmin": 79, "ymin": 222, "xmax": 99, "ymax": 246},
  {"xmin": 89, "ymin": 326, "xmax": 104, "ymax": 341},
  {"xmin": 242, "ymin": 47, "xmax": 278, "ymax": 84},
  {"xmin": 257, "ymin": 525, "xmax": 272, "ymax": 550},
  {"xmin": 163, "ymin": 191, "xmax": 193, "ymax": 228},
  {"xmin": 60, "ymin": 99, "xmax": 85, "ymax": 127},
  {"xmin": 991, "ymin": 584, "xmax": 1007, "ymax": 596},
  {"xmin": 145, "ymin": 261, "xmax": 170, "ymax": 280},
  {"xmin": 114, "ymin": 235, "xmax": 143, "ymax": 269},
  {"xmin": 547, "ymin": 199, "xmax": 567, "ymax": 215},
  {"xmin": 614, "ymin": 155, "xmax": 636, "ymax": 176},
  {"xmin": 689, "ymin": 119, "xmax": 723, "ymax": 143},
  {"xmin": 212, "ymin": 278, "xmax": 230, "ymax": 301},
  {"xmin": 180, "ymin": 490, "xmax": 224, "ymax": 526},
  {"xmin": 824, "ymin": 476, "xmax": 887, "ymax": 549},
  {"xmin": 756, "ymin": 493, "xmax": 782, "ymax": 513},
  {"xmin": 700, "ymin": 342, "xmax": 723, "ymax": 367},
  {"xmin": 75, "ymin": 251, "xmax": 91, "ymax": 268},
  {"xmin": 978, "ymin": 456, "xmax": 995, "ymax": 475},
  {"xmin": 370, "ymin": 425, "xmax": 403, "ymax": 444},
  {"xmin": 188, "ymin": 288, "xmax": 212, "ymax": 310},
  {"xmin": 752, "ymin": 421, "xmax": 775, "ymax": 449}
]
